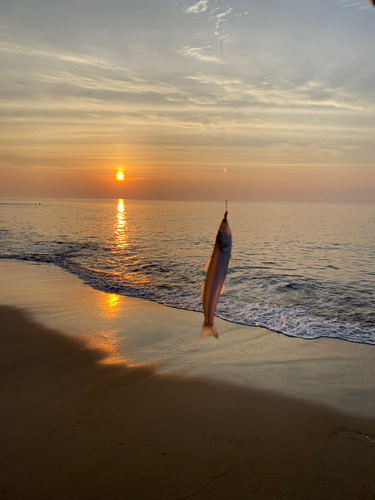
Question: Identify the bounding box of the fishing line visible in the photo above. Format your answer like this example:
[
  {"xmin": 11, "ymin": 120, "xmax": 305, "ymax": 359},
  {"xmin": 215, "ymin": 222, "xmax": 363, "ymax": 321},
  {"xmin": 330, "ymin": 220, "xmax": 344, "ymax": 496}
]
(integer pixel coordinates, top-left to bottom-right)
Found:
[{"xmin": 224, "ymin": 168, "xmax": 228, "ymax": 214}]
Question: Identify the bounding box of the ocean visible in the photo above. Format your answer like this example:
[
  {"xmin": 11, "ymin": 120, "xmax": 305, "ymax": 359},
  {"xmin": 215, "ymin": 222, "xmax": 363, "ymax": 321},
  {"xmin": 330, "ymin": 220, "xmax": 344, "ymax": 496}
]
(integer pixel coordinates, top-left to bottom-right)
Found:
[{"xmin": 1, "ymin": 198, "xmax": 374, "ymax": 345}]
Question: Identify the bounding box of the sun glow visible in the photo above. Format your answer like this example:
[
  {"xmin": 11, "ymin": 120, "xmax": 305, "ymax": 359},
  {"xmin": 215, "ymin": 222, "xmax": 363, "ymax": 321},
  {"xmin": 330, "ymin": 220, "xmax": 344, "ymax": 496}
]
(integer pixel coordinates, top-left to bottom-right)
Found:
[{"xmin": 116, "ymin": 172, "xmax": 125, "ymax": 181}]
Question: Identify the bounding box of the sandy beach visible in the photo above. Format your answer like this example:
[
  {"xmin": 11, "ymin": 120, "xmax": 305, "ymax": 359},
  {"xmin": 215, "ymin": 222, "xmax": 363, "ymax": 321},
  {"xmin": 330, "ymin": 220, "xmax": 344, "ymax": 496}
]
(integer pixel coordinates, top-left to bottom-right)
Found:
[{"xmin": 1, "ymin": 261, "xmax": 375, "ymax": 499}]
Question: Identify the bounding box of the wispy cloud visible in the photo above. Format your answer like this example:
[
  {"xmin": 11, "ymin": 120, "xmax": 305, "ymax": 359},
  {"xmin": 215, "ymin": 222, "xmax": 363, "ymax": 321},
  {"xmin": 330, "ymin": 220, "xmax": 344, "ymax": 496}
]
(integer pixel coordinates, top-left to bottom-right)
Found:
[
  {"xmin": 0, "ymin": 41, "xmax": 115, "ymax": 71},
  {"xmin": 0, "ymin": 39, "xmax": 186, "ymax": 101},
  {"xmin": 216, "ymin": 7, "xmax": 232, "ymax": 19},
  {"xmin": 178, "ymin": 45, "xmax": 220, "ymax": 63},
  {"xmin": 39, "ymin": 71, "xmax": 185, "ymax": 97},
  {"xmin": 187, "ymin": 76, "xmax": 369, "ymax": 110},
  {"xmin": 339, "ymin": 0, "xmax": 370, "ymax": 9},
  {"xmin": 184, "ymin": 0, "xmax": 208, "ymax": 14},
  {"xmin": 187, "ymin": 75, "xmax": 242, "ymax": 86}
]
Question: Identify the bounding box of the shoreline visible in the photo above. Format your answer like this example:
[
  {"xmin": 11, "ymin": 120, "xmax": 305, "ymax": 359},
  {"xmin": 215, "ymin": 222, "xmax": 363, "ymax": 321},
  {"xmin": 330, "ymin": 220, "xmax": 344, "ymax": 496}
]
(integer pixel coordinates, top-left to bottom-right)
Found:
[
  {"xmin": 1, "ymin": 304, "xmax": 375, "ymax": 499},
  {"xmin": 1, "ymin": 259, "xmax": 375, "ymax": 419}
]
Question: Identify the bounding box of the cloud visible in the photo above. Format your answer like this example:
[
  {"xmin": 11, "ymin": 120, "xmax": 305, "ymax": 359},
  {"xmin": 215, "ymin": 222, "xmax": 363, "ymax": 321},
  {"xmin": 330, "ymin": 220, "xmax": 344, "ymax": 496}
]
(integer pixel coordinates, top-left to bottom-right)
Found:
[
  {"xmin": 187, "ymin": 76, "xmax": 369, "ymax": 111},
  {"xmin": 0, "ymin": 41, "xmax": 115, "ymax": 71},
  {"xmin": 0, "ymin": 39, "xmax": 186, "ymax": 102},
  {"xmin": 339, "ymin": 0, "xmax": 370, "ymax": 9},
  {"xmin": 184, "ymin": 0, "xmax": 208, "ymax": 14},
  {"xmin": 216, "ymin": 7, "xmax": 232, "ymax": 19},
  {"xmin": 178, "ymin": 45, "xmax": 220, "ymax": 64},
  {"xmin": 188, "ymin": 75, "xmax": 242, "ymax": 86},
  {"xmin": 39, "ymin": 71, "xmax": 185, "ymax": 97}
]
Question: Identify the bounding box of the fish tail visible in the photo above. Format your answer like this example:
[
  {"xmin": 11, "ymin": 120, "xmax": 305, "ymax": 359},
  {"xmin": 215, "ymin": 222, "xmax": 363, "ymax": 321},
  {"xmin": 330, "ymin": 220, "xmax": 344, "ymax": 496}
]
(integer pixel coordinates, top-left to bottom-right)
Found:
[{"xmin": 201, "ymin": 324, "xmax": 219, "ymax": 339}]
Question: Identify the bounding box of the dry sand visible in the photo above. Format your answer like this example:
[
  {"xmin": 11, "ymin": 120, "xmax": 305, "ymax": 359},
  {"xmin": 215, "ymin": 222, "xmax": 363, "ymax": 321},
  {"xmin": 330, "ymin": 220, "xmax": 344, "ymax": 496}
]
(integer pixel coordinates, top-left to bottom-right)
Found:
[{"xmin": 1, "ymin": 304, "xmax": 375, "ymax": 500}]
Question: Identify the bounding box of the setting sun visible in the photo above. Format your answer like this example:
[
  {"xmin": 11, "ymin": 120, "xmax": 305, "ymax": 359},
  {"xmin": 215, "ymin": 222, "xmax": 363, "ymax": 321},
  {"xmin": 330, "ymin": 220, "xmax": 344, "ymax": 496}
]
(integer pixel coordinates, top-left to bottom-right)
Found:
[{"xmin": 116, "ymin": 172, "xmax": 125, "ymax": 181}]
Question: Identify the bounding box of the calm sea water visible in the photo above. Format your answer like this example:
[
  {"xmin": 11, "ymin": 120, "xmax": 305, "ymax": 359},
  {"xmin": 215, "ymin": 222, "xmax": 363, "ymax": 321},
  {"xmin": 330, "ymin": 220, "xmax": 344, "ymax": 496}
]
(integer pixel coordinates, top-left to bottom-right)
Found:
[{"xmin": 1, "ymin": 199, "xmax": 374, "ymax": 345}]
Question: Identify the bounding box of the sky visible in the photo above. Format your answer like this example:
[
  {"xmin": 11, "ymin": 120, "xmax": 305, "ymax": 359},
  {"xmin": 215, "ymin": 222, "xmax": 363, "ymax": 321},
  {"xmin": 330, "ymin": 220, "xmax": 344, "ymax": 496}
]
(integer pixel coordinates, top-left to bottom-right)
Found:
[{"xmin": 1, "ymin": 0, "xmax": 375, "ymax": 201}]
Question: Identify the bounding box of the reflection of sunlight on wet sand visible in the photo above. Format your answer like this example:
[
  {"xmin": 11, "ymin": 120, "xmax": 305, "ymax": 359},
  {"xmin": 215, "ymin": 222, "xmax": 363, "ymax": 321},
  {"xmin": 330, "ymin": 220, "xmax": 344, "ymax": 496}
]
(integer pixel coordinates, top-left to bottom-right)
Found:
[
  {"xmin": 92, "ymin": 292, "xmax": 123, "ymax": 364},
  {"xmin": 102, "ymin": 292, "xmax": 121, "ymax": 316},
  {"xmin": 92, "ymin": 292, "xmax": 158, "ymax": 367}
]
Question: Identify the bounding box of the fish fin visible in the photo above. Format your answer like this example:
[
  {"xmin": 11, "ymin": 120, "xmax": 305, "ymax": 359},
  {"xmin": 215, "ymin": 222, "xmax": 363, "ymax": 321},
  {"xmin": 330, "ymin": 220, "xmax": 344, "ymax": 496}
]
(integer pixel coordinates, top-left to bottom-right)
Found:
[
  {"xmin": 201, "ymin": 324, "xmax": 219, "ymax": 339},
  {"xmin": 200, "ymin": 281, "xmax": 205, "ymax": 295},
  {"xmin": 220, "ymin": 283, "xmax": 225, "ymax": 295},
  {"xmin": 204, "ymin": 257, "xmax": 211, "ymax": 273}
]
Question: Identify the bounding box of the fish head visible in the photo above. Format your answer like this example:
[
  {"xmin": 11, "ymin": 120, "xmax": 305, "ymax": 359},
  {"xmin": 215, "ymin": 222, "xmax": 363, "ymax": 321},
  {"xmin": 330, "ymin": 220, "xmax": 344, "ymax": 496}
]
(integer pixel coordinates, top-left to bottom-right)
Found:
[{"xmin": 216, "ymin": 216, "xmax": 232, "ymax": 253}]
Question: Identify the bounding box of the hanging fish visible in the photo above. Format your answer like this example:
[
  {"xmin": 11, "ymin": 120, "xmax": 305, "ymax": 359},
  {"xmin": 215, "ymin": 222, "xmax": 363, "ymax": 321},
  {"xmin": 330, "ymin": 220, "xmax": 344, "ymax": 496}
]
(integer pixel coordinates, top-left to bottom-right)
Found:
[{"xmin": 201, "ymin": 210, "xmax": 232, "ymax": 339}]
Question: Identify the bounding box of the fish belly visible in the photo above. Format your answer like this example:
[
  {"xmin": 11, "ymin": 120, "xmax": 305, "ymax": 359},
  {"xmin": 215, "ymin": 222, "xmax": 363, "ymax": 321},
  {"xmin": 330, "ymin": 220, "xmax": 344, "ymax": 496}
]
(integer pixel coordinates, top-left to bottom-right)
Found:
[{"xmin": 203, "ymin": 247, "xmax": 229, "ymax": 326}]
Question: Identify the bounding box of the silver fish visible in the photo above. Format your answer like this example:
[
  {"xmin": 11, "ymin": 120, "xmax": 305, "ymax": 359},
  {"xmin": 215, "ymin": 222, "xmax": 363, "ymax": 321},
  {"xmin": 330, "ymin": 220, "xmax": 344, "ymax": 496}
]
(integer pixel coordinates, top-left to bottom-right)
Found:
[{"xmin": 201, "ymin": 211, "xmax": 232, "ymax": 339}]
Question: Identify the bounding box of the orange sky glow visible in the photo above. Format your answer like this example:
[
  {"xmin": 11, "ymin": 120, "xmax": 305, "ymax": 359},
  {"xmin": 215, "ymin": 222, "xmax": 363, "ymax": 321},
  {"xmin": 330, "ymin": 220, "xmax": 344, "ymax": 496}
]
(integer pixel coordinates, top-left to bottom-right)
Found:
[{"xmin": 1, "ymin": 0, "xmax": 375, "ymax": 202}]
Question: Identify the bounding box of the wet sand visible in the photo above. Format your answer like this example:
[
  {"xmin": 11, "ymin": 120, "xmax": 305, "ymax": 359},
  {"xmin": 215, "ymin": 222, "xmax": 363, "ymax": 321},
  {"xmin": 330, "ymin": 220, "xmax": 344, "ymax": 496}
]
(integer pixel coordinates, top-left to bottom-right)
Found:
[
  {"xmin": 2, "ymin": 261, "xmax": 375, "ymax": 420},
  {"xmin": 1, "ymin": 304, "xmax": 375, "ymax": 499}
]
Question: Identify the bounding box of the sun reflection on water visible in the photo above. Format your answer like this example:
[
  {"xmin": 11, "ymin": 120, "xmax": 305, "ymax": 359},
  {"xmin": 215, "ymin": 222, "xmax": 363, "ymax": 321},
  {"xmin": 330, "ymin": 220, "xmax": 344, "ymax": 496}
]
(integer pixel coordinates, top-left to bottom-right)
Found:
[
  {"xmin": 115, "ymin": 199, "xmax": 127, "ymax": 250},
  {"xmin": 112, "ymin": 199, "xmax": 150, "ymax": 287}
]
